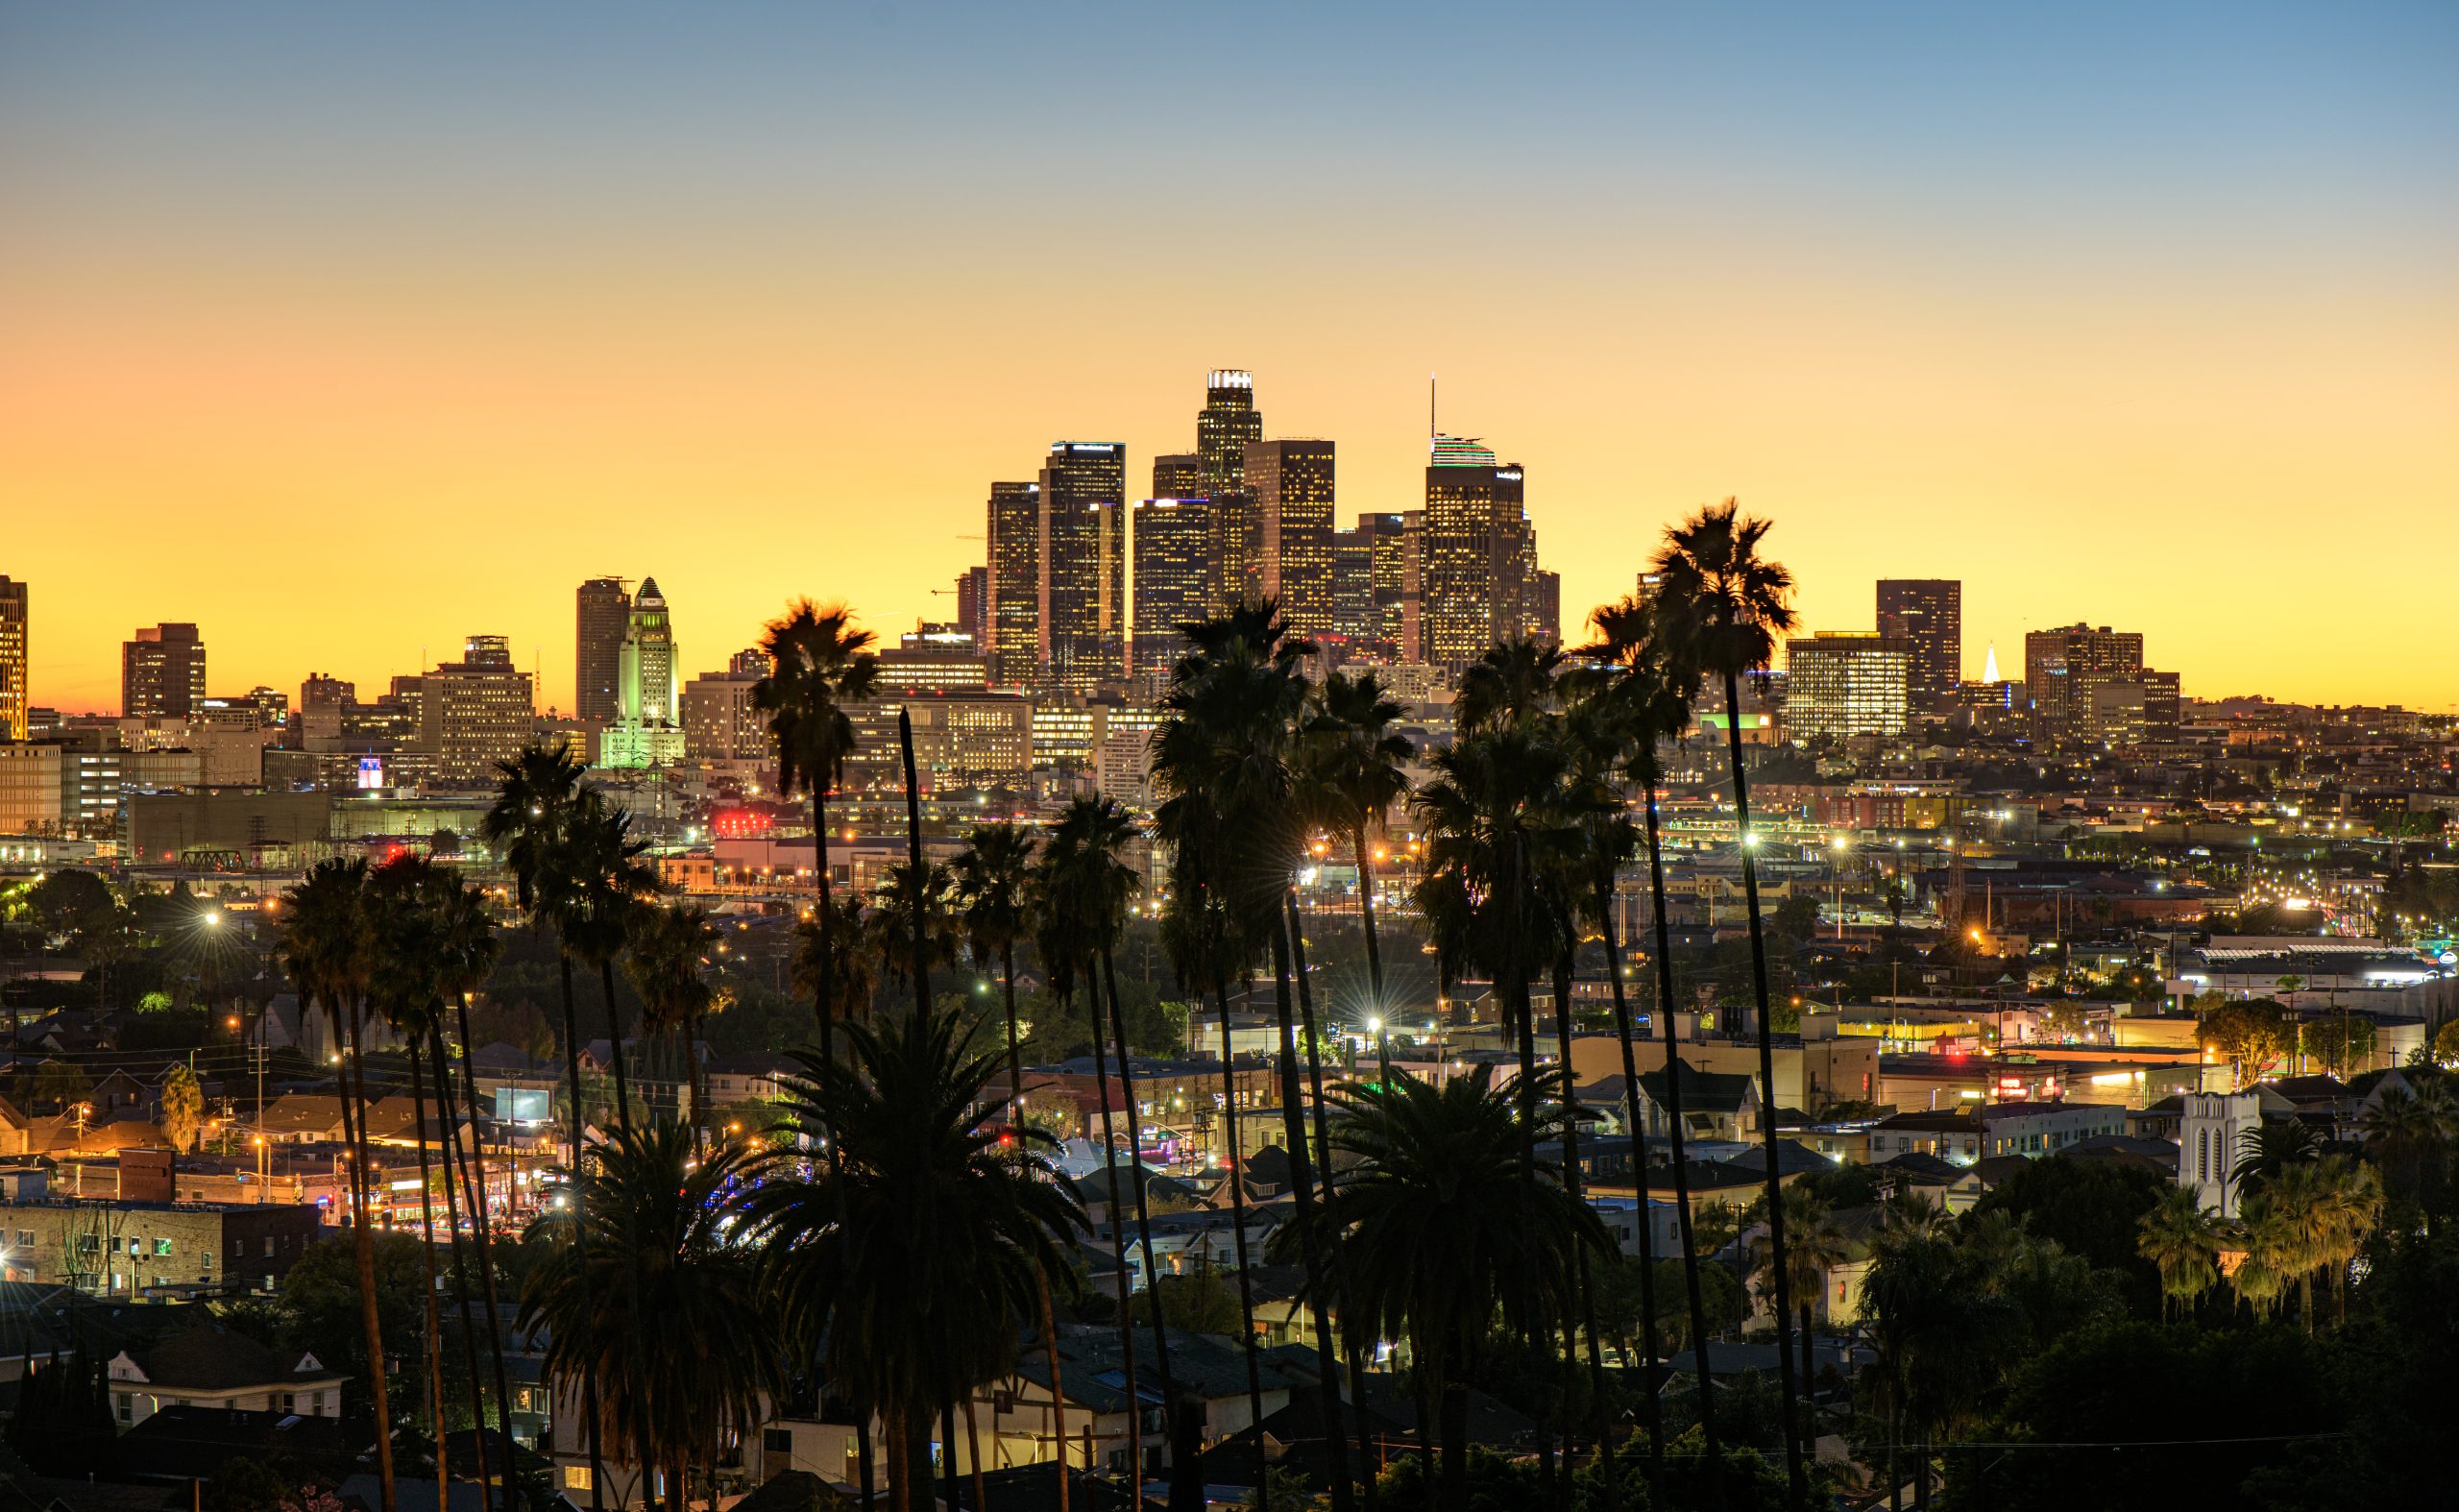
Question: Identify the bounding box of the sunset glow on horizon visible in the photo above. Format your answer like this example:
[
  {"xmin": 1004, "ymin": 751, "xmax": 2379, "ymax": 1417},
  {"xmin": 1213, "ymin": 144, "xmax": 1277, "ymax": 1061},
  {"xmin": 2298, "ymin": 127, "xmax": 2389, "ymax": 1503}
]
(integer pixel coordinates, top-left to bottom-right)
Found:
[{"xmin": 5, "ymin": 2, "xmax": 2454, "ymax": 713}]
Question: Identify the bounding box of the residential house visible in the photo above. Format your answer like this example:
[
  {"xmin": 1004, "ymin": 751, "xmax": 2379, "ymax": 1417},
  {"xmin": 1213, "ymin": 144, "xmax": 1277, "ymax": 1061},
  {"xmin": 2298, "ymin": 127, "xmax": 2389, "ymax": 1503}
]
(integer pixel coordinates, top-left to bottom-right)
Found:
[{"xmin": 106, "ymin": 1319, "xmax": 346, "ymax": 1428}]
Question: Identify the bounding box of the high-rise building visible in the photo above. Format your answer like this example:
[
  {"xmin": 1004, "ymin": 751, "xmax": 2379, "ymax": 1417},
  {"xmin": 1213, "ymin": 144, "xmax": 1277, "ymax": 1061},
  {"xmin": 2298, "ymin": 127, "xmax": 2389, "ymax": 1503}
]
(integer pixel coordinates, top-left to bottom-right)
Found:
[
  {"xmin": 1152, "ymin": 452, "xmax": 1202, "ymax": 500},
  {"xmin": 985, "ymin": 480, "xmax": 1041, "ymax": 686},
  {"xmin": 1245, "ymin": 439, "xmax": 1336, "ymax": 637},
  {"xmin": 2024, "ymin": 623, "xmax": 2145, "ymax": 750},
  {"xmin": 0, "ymin": 577, "xmax": 25, "ymax": 742},
  {"xmin": 575, "ymin": 577, "xmax": 631, "ymax": 724},
  {"xmin": 619, "ymin": 577, "xmax": 677, "ymax": 727},
  {"xmin": 1351, "ymin": 512, "xmax": 1409, "ymax": 658},
  {"xmin": 1421, "ymin": 438, "xmax": 1535, "ymax": 668},
  {"xmin": 1131, "ymin": 498, "xmax": 1214, "ymax": 673},
  {"xmin": 1876, "ymin": 580, "xmax": 1962, "ymax": 708},
  {"xmin": 1196, "ymin": 371, "xmax": 1264, "ymax": 609},
  {"xmin": 419, "ymin": 635, "xmax": 537, "ymax": 787},
  {"xmin": 1785, "ymin": 633, "xmax": 1913, "ymax": 743},
  {"xmin": 1528, "ymin": 570, "xmax": 1562, "ymax": 646},
  {"xmin": 1037, "ymin": 444, "xmax": 1128, "ymax": 692},
  {"xmin": 682, "ymin": 651, "xmax": 771, "ymax": 763},
  {"xmin": 1328, "ymin": 524, "xmax": 1375, "ymax": 648},
  {"xmin": 954, "ymin": 566, "xmax": 989, "ymax": 645},
  {"xmin": 122, "ymin": 624, "xmax": 206, "ymax": 719}
]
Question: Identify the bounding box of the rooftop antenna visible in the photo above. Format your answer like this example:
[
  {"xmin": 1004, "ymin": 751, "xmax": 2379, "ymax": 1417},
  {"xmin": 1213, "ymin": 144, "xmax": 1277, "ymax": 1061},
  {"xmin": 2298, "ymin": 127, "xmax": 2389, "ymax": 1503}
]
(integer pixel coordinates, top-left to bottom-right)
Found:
[{"xmin": 1429, "ymin": 373, "xmax": 1437, "ymax": 438}]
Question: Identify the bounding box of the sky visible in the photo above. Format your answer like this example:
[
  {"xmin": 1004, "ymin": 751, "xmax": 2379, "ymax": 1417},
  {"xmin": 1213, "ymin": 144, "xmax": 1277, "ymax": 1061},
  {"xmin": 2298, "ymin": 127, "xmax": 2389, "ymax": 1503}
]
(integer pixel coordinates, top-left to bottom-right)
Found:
[{"xmin": 4, "ymin": 1, "xmax": 2455, "ymax": 715}]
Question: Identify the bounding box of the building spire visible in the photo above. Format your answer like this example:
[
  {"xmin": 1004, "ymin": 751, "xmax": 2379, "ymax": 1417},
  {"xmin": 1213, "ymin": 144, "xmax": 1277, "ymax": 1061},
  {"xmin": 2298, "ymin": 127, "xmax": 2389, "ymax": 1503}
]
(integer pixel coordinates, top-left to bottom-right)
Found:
[{"xmin": 1983, "ymin": 641, "xmax": 2002, "ymax": 683}]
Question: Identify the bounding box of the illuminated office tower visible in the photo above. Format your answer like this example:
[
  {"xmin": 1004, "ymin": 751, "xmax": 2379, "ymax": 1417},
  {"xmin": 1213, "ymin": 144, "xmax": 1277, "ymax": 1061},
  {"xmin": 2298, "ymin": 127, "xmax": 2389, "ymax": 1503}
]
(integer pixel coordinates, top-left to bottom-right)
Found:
[
  {"xmin": 0, "ymin": 577, "xmax": 25, "ymax": 741},
  {"xmin": 575, "ymin": 576, "xmax": 631, "ymax": 724},
  {"xmin": 1244, "ymin": 438, "xmax": 1336, "ymax": 637},
  {"xmin": 420, "ymin": 635, "xmax": 536, "ymax": 787},
  {"xmin": 1329, "ymin": 524, "xmax": 1375, "ymax": 647},
  {"xmin": 1785, "ymin": 632, "xmax": 1912, "ymax": 743},
  {"xmin": 1153, "ymin": 452, "xmax": 1202, "ymax": 500},
  {"xmin": 1421, "ymin": 437, "xmax": 1531, "ymax": 668},
  {"xmin": 1131, "ymin": 498, "xmax": 1214, "ymax": 673},
  {"xmin": 1399, "ymin": 510, "xmax": 1426, "ymax": 662},
  {"xmin": 1876, "ymin": 579, "xmax": 1962, "ymax": 708},
  {"xmin": 1037, "ymin": 443, "xmax": 1128, "ymax": 692},
  {"xmin": 122, "ymin": 623, "xmax": 206, "ymax": 719},
  {"xmin": 2025, "ymin": 622, "xmax": 2145, "ymax": 750},
  {"xmin": 954, "ymin": 566, "xmax": 988, "ymax": 645},
  {"xmin": 985, "ymin": 480, "xmax": 1042, "ymax": 685},
  {"xmin": 1347, "ymin": 512, "xmax": 1409, "ymax": 658},
  {"xmin": 1196, "ymin": 370, "xmax": 1263, "ymax": 609},
  {"xmin": 1527, "ymin": 570, "xmax": 1561, "ymax": 646},
  {"xmin": 619, "ymin": 576, "xmax": 677, "ymax": 726}
]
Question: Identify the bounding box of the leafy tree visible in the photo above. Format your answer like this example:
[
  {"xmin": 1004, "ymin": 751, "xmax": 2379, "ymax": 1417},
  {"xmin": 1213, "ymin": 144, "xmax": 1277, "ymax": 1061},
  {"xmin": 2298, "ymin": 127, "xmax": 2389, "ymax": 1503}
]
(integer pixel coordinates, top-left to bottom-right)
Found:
[
  {"xmin": 160, "ymin": 1063, "xmax": 205, "ymax": 1152},
  {"xmin": 2197, "ymin": 997, "xmax": 2292, "ymax": 1084},
  {"xmin": 32, "ymin": 1060, "xmax": 89, "ymax": 1113},
  {"xmin": 1133, "ymin": 1266, "xmax": 1248, "ymax": 1337},
  {"xmin": 280, "ymin": 1232, "xmax": 433, "ymax": 1432},
  {"xmin": 1968, "ymin": 1155, "xmax": 2166, "ymax": 1316},
  {"xmin": 2301, "ymin": 1013, "xmax": 2377, "ymax": 1079},
  {"xmin": 26, "ymin": 868, "xmax": 113, "ymax": 935}
]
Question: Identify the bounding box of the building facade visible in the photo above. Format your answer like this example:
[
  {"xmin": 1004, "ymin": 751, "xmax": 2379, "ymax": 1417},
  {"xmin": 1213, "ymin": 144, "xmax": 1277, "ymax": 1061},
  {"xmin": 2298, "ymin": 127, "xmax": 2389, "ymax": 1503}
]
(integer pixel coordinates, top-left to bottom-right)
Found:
[
  {"xmin": 122, "ymin": 623, "xmax": 206, "ymax": 719},
  {"xmin": 1786, "ymin": 632, "xmax": 1913, "ymax": 743},
  {"xmin": 1244, "ymin": 438, "xmax": 1336, "ymax": 637},
  {"xmin": 1130, "ymin": 497, "xmax": 1214, "ymax": 674},
  {"xmin": 985, "ymin": 479, "xmax": 1042, "ymax": 686},
  {"xmin": 1421, "ymin": 439, "xmax": 1534, "ymax": 668},
  {"xmin": 574, "ymin": 576, "xmax": 631, "ymax": 724},
  {"xmin": 1036, "ymin": 444, "xmax": 1128, "ymax": 693},
  {"xmin": 0, "ymin": 576, "xmax": 25, "ymax": 741},
  {"xmin": 419, "ymin": 635, "xmax": 537, "ymax": 787},
  {"xmin": 2025, "ymin": 622, "xmax": 2145, "ymax": 750},
  {"xmin": 1875, "ymin": 579, "xmax": 1962, "ymax": 708},
  {"xmin": 1195, "ymin": 371, "xmax": 1264, "ymax": 610}
]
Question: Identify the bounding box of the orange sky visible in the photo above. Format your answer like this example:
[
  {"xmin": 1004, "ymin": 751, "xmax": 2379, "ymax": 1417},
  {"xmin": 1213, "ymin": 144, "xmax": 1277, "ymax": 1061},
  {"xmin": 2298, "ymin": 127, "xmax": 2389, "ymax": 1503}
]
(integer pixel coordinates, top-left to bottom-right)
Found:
[{"xmin": 5, "ymin": 5, "xmax": 2454, "ymax": 715}]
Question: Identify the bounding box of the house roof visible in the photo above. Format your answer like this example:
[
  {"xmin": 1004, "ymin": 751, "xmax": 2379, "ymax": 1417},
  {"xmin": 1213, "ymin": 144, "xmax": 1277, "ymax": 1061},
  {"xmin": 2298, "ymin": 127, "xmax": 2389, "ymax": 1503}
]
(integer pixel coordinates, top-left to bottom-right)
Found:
[
  {"xmin": 1637, "ymin": 1059, "xmax": 1757, "ymax": 1116},
  {"xmin": 110, "ymin": 1403, "xmax": 351, "ymax": 1483},
  {"xmin": 119, "ymin": 1319, "xmax": 340, "ymax": 1391}
]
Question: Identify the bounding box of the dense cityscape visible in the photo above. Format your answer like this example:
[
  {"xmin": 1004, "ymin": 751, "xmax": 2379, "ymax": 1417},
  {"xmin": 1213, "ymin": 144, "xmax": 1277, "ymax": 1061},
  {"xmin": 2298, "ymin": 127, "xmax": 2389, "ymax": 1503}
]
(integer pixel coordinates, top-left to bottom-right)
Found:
[{"xmin": 0, "ymin": 360, "xmax": 2453, "ymax": 1512}]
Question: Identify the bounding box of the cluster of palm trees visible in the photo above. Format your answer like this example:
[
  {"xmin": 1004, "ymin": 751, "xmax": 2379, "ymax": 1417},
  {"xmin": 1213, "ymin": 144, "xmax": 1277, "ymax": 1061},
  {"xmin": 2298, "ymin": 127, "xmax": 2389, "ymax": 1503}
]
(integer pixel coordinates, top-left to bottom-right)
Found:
[{"xmin": 2137, "ymin": 1121, "xmax": 2388, "ymax": 1331}]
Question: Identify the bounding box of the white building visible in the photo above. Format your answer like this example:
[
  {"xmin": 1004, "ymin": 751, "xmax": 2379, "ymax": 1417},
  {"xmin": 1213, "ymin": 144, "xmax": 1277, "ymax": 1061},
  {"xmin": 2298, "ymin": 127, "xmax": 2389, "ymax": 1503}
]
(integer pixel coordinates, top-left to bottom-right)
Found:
[{"xmin": 2179, "ymin": 1090, "xmax": 2259, "ymax": 1216}]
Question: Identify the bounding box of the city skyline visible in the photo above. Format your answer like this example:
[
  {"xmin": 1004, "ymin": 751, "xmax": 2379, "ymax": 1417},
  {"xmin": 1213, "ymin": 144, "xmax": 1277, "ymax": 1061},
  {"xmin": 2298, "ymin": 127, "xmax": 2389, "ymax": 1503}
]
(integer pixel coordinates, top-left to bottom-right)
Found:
[{"xmin": 5, "ymin": 5, "xmax": 2454, "ymax": 713}]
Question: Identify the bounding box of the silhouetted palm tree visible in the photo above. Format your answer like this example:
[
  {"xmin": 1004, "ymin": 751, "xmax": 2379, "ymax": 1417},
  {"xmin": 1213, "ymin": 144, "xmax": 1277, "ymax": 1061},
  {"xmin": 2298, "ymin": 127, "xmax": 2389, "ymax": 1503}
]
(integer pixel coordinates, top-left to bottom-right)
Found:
[
  {"xmin": 2136, "ymin": 1184, "xmax": 2223, "ymax": 1321},
  {"xmin": 1653, "ymin": 500, "xmax": 1806, "ymax": 1508},
  {"xmin": 753, "ymin": 601, "xmax": 879, "ymax": 1058},
  {"xmin": 1751, "ymin": 1184, "xmax": 1847, "ymax": 1403},
  {"xmin": 868, "ymin": 860, "xmax": 962, "ymax": 992},
  {"xmin": 1454, "ymin": 636, "xmax": 1568, "ymax": 736},
  {"xmin": 624, "ymin": 903, "xmax": 721, "ymax": 1144},
  {"xmin": 751, "ymin": 1005, "xmax": 1088, "ymax": 1511},
  {"xmin": 1281, "ymin": 1065, "xmax": 1609, "ymax": 1512},
  {"xmin": 1300, "ymin": 671, "xmax": 1413, "ymax": 1023},
  {"xmin": 280, "ymin": 858, "xmax": 396, "ymax": 1512},
  {"xmin": 520, "ymin": 1124, "xmax": 779, "ymax": 1512},
  {"xmin": 562, "ymin": 793, "xmax": 665, "ymax": 1130},
  {"xmin": 791, "ymin": 891, "xmax": 879, "ymax": 1030}
]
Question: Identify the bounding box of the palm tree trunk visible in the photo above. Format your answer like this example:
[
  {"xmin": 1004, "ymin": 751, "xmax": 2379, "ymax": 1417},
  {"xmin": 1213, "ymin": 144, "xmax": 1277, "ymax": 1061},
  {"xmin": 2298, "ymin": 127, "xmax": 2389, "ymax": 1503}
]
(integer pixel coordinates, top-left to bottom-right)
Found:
[
  {"xmin": 597, "ymin": 959, "xmax": 634, "ymax": 1133},
  {"xmin": 1437, "ymin": 1378, "xmax": 1470, "ymax": 1512},
  {"xmin": 336, "ymin": 1000, "xmax": 400, "ymax": 1512},
  {"xmin": 1595, "ymin": 901, "xmax": 1667, "ymax": 1500},
  {"xmin": 1100, "ymin": 948, "xmax": 1192, "ymax": 1512},
  {"xmin": 1282, "ymin": 896, "xmax": 1362, "ymax": 1512},
  {"xmin": 1082, "ymin": 970, "xmax": 1145, "ymax": 1487},
  {"xmin": 1509, "ymin": 970, "xmax": 1563, "ymax": 1512},
  {"xmin": 941, "ymin": 1394, "xmax": 961, "ymax": 1512},
  {"xmin": 1211, "ymin": 976, "xmax": 1270, "ymax": 1498},
  {"xmin": 1035, "ymin": 1262, "xmax": 1072, "ymax": 1512},
  {"xmin": 1642, "ymin": 781, "xmax": 1725, "ymax": 1509},
  {"xmin": 1353, "ymin": 823, "xmax": 1385, "ymax": 1017},
  {"xmin": 885, "ymin": 1411, "xmax": 911, "ymax": 1512},
  {"xmin": 964, "ymin": 1394, "xmax": 989, "ymax": 1512},
  {"xmin": 427, "ymin": 1032, "xmax": 493, "ymax": 1511},
  {"xmin": 1549, "ymin": 953, "xmax": 1619, "ymax": 1512},
  {"xmin": 680, "ymin": 1012, "xmax": 704, "ymax": 1153},
  {"xmin": 811, "ymin": 791, "xmax": 837, "ymax": 1056},
  {"xmin": 1266, "ymin": 920, "xmax": 1356, "ymax": 1512},
  {"xmin": 1721, "ymin": 668, "xmax": 1806, "ymax": 1512},
  {"xmin": 554, "ymin": 949, "xmax": 609, "ymax": 1512},
  {"xmin": 408, "ymin": 1051, "xmax": 450, "ymax": 1507},
  {"xmin": 1799, "ymin": 1301, "xmax": 1815, "ymax": 1420},
  {"xmin": 446, "ymin": 1004, "xmax": 520, "ymax": 1500},
  {"xmin": 1002, "ymin": 940, "xmax": 1025, "ymax": 1115}
]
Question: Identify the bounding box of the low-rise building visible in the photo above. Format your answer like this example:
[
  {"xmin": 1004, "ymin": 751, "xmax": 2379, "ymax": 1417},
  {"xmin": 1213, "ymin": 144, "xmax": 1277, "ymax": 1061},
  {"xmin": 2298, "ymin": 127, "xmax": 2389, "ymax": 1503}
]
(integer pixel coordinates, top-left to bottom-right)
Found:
[{"xmin": 107, "ymin": 1318, "xmax": 346, "ymax": 1429}]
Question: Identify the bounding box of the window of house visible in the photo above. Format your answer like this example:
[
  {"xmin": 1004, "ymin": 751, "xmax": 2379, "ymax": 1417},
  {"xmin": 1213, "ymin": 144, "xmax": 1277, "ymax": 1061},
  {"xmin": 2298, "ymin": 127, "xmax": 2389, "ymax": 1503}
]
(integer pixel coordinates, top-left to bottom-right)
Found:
[
  {"xmin": 265, "ymin": 1237, "xmax": 276, "ymax": 1256},
  {"xmin": 763, "ymin": 1429, "xmax": 792, "ymax": 1452},
  {"xmin": 154, "ymin": 1238, "xmax": 173, "ymax": 1256},
  {"xmin": 563, "ymin": 1468, "xmax": 592, "ymax": 1492},
  {"xmin": 12, "ymin": 1231, "xmax": 30, "ymax": 1248}
]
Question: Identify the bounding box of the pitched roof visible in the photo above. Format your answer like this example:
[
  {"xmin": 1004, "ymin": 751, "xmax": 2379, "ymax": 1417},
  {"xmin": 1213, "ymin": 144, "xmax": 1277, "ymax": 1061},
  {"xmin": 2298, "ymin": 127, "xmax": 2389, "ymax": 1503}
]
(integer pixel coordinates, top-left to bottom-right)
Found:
[
  {"xmin": 119, "ymin": 1319, "xmax": 341, "ymax": 1391},
  {"xmin": 1637, "ymin": 1058, "xmax": 1757, "ymax": 1115}
]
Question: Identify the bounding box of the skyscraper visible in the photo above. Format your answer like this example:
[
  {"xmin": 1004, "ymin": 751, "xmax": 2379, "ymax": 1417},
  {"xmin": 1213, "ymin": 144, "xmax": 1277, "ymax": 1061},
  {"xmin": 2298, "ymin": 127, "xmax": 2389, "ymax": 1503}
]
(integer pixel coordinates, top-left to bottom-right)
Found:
[
  {"xmin": 0, "ymin": 577, "xmax": 25, "ymax": 742},
  {"xmin": 1876, "ymin": 579, "xmax": 1962, "ymax": 708},
  {"xmin": 122, "ymin": 623, "xmax": 206, "ymax": 719},
  {"xmin": 1196, "ymin": 371, "xmax": 1263, "ymax": 609},
  {"xmin": 1152, "ymin": 452, "xmax": 1202, "ymax": 500},
  {"xmin": 420, "ymin": 635, "xmax": 536, "ymax": 786},
  {"xmin": 619, "ymin": 577, "xmax": 677, "ymax": 725},
  {"xmin": 2025, "ymin": 622, "xmax": 2145, "ymax": 749},
  {"xmin": 1786, "ymin": 632, "xmax": 1913, "ymax": 743},
  {"xmin": 1131, "ymin": 497, "xmax": 1214, "ymax": 673},
  {"xmin": 1245, "ymin": 438, "xmax": 1336, "ymax": 637},
  {"xmin": 575, "ymin": 577, "xmax": 631, "ymax": 723},
  {"xmin": 985, "ymin": 480, "xmax": 1041, "ymax": 686},
  {"xmin": 1421, "ymin": 437, "xmax": 1532, "ymax": 668},
  {"xmin": 1037, "ymin": 444, "xmax": 1128, "ymax": 692},
  {"xmin": 954, "ymin": 566, "xmax": 989, "ymax": 645}
]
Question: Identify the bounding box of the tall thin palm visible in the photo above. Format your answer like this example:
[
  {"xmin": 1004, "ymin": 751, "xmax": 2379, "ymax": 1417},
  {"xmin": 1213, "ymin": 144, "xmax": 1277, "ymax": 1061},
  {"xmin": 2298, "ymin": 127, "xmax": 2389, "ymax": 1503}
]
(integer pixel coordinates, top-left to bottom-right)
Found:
[
  {"xmin": 1754, "ymin": 1184, "xmax": 1847, "ymax": 1402},
  {"xmin": 791, "ymin": 892, "xmax": 879, "ymax": 1028},
  {"xmin": 520, "ymin": 1125, "xmax": 780, "ymax": 1512},
  {"xmin": 1300, "ymin": 671, "xmax": 1413, "ymax": 1024},
  {"xmin": 563, "ymin": 793, "xmax": 665, "ymax": 1130},
  {"xmin": 280, "ymin": 859, "xmax": 396, "ymax": 1512},
  {"xmin": 1653, "ymin": 500, "xmax": 1806, "ymax": 1510},
  {"xmin": 1149, "ymin": 599, "xmax": 1354, "ymax": 1512},
  {"xmin": 753, "ymin": 601, "xmax": 879, "ymax": 1060},
  {"xmin": 749, "ymin": 1004, "xmax": 1089, "ymax": 1511},
  {"xmin": 1280, "ymin": 1066, "xmax": 1610, "ymax": 1512},
  {"xmin": 624, "ymin": 903, "xmax": 721, "ymax": 1145}
]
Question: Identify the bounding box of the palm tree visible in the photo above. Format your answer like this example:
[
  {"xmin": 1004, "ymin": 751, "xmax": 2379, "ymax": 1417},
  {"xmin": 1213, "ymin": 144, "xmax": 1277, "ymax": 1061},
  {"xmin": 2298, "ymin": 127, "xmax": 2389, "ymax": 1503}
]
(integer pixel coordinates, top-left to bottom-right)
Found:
[
  {"xmin": 280, "ymin": 859, "xmax": 397, "ymax": 1512},
  {"xmin": 1454, "ymin": 637, "xmax": 1567, "ymax": 735},
  {"xmin": 2136, "ymin": 1184, "xmax": 2223, "ymax": 1321},
  {"xmin": 363, "ymin": 856, "xmax": 462, "ymax": 1491},
  {"xmin": 791, "ymin": 891, "xmax": 879, "ymax": 1030},
  {"xmin": 1861, "ymin": 1229, "xmax": 2011, "ymax": 1511},
  {"xmin": 1149, "ymin": 600, "xmax": 1356, "ymax": 1511},
  {"xmin": 1574, "ymin": 592, "xmax": 1721, "ymax": 1493},
  {"xmin": 749, "ymin": 1004, "xmax": 1088, "ymax": 1511},
  {"xmin": 2229, "ymin": 1194, "xmax": 2298, "ymax": 1322},
  {"xmin": 563, "ymin": 793, "xmax": 665, "ymax": 1129},
  {"xmin": 752, "ymin": 601, "xmax": 879, "ymax": 1058},
  {"xmin": 2311, "ymin": 1154, "xmax": 2384, "ymax": 1328},
  {"xmin": 478, "ymin": 741, "xmax": 608, "ymax": 1506},
  {"xmin": 1652, "ymin": 500, "xmax": 1806, "ymax": 1509},
  {"xmin": 2360, "ymin": 1081, "xmax": 2457, "ymax": 1227},
  {"xmin": 1753, "ymin": 1185, "xmax": 1847, "ymax": 1405},
  {"xmin": 1300, "ymin": 671, "xmax": 1413, "ymax": 1023},
  {"xmin": 868, "ymin": 860, "xmax": 962, "ymax": 993},
  {"xmin": 520, "ymin": 1124, "xmax": 781, "ymax": 1512},
  {"xmin": 1282, "ymin": 1066, "xmax": 1610, "ymax": 1512},
  {"xmin": 624, "ymin": 903, "xmax": 721, "ymax": 1145}
]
